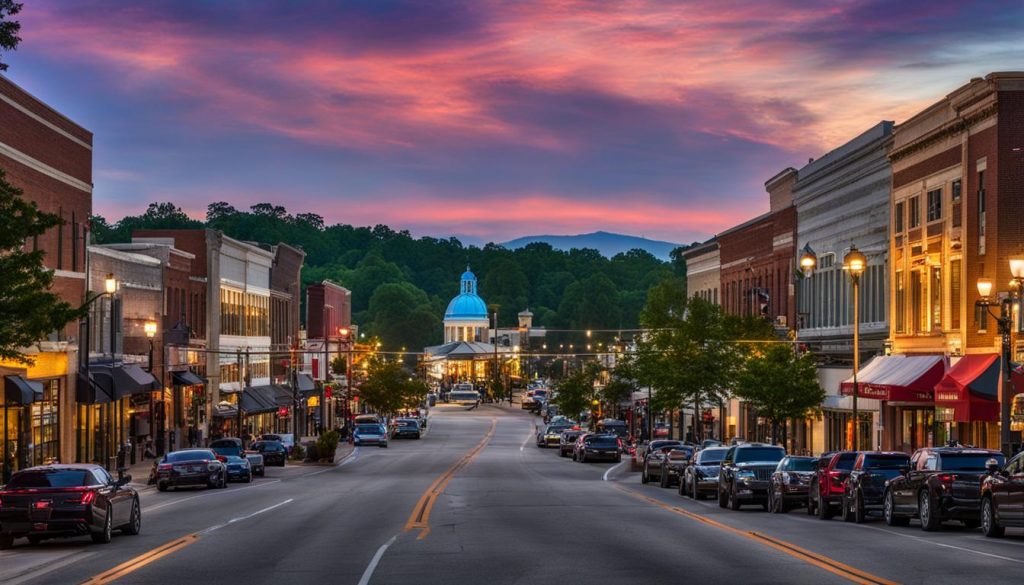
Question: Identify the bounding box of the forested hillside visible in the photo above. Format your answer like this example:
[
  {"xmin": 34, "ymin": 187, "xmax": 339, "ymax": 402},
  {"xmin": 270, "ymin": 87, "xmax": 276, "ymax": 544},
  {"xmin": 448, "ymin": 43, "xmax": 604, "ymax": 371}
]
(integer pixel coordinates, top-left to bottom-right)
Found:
[{"xmin": 92, "ymin": 202, "xmax": 685, "ymax": 351}]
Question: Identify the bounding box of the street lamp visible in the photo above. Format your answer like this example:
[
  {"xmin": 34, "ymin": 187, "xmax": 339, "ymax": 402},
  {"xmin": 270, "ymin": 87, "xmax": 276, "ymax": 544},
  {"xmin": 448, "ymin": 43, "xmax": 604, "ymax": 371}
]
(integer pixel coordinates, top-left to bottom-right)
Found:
[
  {"xmin": 843, "ymin": 244, "xmax": 867, "ymax": 450},
  {"xmin": 104, "ymin": 273, "xmax": 118, "ymax": 295},
  {"xmin": 799, "ymin": 244, "xmax": 818, "ymax": 272},
  {"xmin": 976, "ymin": 258, "xmax": 1024, "ymax": 455},
  {"xmin": 144, "ymin": 320, "xmax": 157, "ymax": 373},
  {"xmin": 77, "ymin": 273, "xmax": 118, "ymax": 471}
]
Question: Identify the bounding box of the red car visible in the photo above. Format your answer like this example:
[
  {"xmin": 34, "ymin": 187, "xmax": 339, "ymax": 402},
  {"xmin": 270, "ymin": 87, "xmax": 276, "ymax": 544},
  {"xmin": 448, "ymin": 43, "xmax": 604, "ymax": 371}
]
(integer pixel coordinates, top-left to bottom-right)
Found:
[{"xmin": 808, "ymin": 451, "xmax": 858, "ymax": 520}]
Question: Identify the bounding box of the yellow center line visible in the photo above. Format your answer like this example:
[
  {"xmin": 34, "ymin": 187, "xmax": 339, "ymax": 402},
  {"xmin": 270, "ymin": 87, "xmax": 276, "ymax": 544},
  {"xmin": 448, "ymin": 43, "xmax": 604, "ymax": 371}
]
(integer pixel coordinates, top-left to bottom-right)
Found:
[
  {"xmin": 615, "ymin": 485, "xmax": 899, "ymax": 585},
  {"xmin": 80, "ymin": 533, "xmax": 198, "ymax": 585},
  {"xmin": 404, "ymin": 418, "xmax": 497, "ymax": 540}
]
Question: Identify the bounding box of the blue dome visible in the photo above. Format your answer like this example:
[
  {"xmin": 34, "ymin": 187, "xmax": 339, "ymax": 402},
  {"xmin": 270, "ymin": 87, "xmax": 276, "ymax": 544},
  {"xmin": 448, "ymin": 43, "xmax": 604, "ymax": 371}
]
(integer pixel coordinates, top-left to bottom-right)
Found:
[
  {"xmin": 445, "ymin": 293, "xmax": 488, "ymax": 320},
  {"xmin": 461, "ymin": 269, "xmax": 476, "ymax": 281}
]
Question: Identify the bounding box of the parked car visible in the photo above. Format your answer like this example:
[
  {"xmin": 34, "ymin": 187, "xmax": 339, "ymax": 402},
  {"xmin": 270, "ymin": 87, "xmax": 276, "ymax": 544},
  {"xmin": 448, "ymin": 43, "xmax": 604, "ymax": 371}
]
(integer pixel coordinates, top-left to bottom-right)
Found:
[
  {"xmin": 224, "ymin": 456, "xmax": 253, "ymax": 483},
  {"xmin": 884, "ymin": 447, "xmax": 1004, "ymax": 531},
  {"xmin": 538, "ymin": 421, "xmax": 574, "ymax": 447},
  {"xmin": 701, "ymin": 439, "xmax": 724, "ymax": 450},
  {"xmin": 717, "ymin": 443, "xmax": 786, "ymax": 510},
  {"xmin": 353, "ymin": 424, "xmax": 389, "ymax": 448},
  {"xmin": 251, "ymin": 440, "xmax": 287, "ymax": 466},
  {"xmin": 767, "ymin": 455, "xmax": 816, "ymax": 513},
  {"xmin": 641, "ymin": 440, "xmax": 685, "ymax": 484},
  {"xmin": 245, "ymin": 453, "xmax": 265, "ymax": 477},
  {"xmin": 682, "ymin": 446, "xmax": 728, "ymax": 499},
  {"xmin": 979, "ymin": 451, "xmax": 1024, "ymax": 537},
  {"xmin": 0, "ymin": 464, "xmax": 140, "ymax": 549},
  {"xmin": 152, "ymin": 449, "xmax": 227, "ymax": 492},
  {"xmin": 653, "ymin": 423, "xmax": 670, "ymax": 438},
  {"xmin": 808, "ymin": 451, "xmax": 857, "ymax": 519},
  {"xmin": 595, "ymin": 419, "xmax": 629, "ymax": 447},
  {"xmin": 210, "ymin": 438, "xmax": 244, "ymax": 459},
  {"xmin": 393, "ymin": 418, "xmax": 422, "ymax": 439},
  {"xmin": 574, "ymin": 434, "xmax": 622, "ymax": 463},
  {"xmin": 660, "ymin": 446, "xmax": 696, "ymax": 488},
  {"xmin": 559, "ymin": 429, "xmax": 584, "ymax": 457},
  {"xmin": 354, "ymin": 414, "xmax": 383, "ymax": 425},
  {"xmin": 634, "ymin": 439, "xmax": 680, "ymax": 473},
  {"xmin": 840, "ymin": 452, "xmax": 910, "ymax": 523}
]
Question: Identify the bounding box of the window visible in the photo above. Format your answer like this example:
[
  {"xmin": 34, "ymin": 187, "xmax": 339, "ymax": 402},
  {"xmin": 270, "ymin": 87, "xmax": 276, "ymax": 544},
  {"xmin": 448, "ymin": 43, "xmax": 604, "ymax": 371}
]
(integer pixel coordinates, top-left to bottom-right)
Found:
[
  {"xmin": 978, "ymin": 170, "xmax": 986, "ymax": 254},
  {"xmin": 909, "ymin": 196, "xmax": 921, "ymax": 229},
  {"xmin": 894, "ymin": 201, "xmax": 905, "ymax": 233},
  {"xmin": 926, "ymin": 188, "xmax": 942, "ymax": 222},
  {"xmin": 951, "ymin": 180, "xmax": 962, "ymax": 228},
  {"xmin": 930, "ymin": 266, "xmax": 942, "ymax": 330},
  {"xmin": 950, "ymin": 259, "xmax": 961, "ymax": 330},
  {"xmin": 911, "ymin": 270, "xmax": 924, "ymax": 333},
  {"xmin": 819, "ymin": 254, "xmax": 835, "ymax": 269}
]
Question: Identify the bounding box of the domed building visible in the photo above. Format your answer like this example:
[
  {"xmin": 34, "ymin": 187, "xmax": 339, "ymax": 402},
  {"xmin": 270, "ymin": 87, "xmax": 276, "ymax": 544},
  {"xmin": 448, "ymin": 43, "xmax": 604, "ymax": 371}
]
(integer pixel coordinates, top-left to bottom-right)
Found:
[{"xmin": 443, "ymin": 268, "xmax": 490, "ymax": 343}]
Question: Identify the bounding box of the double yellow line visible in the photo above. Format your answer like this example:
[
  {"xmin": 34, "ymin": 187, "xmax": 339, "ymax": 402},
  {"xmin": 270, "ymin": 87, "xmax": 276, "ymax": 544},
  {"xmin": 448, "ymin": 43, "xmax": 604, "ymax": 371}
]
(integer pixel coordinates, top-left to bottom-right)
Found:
[
  {"xmin": 618, "ymin": 487, "xmax": 899, "ymax": 585},
  {"xmin": 404, "ymin": 418, "xmax": 496, "ymax": 540},
  {"xmin": 81, "ymin": 533, "xmax": 198, "ymax": 585}
]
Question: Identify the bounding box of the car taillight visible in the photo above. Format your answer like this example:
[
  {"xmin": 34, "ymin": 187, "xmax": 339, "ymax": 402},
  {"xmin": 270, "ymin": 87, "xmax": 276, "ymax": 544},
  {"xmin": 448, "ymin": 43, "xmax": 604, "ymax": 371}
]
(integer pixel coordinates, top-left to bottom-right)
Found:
[
  {"xmin": 71, "ymin": 491, "xmax": 96, "ymax": 505},
  {"xmin": 935, "ymin": 473, "xmax": 954, "ymax": 484},
  {"xmin": 158, "ymin": 463, "xmax": 173, "ymax": 471}
]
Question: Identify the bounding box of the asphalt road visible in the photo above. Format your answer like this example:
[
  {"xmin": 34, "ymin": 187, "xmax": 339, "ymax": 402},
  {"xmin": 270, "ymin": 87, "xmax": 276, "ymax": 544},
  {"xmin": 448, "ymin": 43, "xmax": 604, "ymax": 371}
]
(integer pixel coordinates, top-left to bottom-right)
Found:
[{"xmin": 3, "ymin": 405, "xmax": 1024, "ymax": 585}]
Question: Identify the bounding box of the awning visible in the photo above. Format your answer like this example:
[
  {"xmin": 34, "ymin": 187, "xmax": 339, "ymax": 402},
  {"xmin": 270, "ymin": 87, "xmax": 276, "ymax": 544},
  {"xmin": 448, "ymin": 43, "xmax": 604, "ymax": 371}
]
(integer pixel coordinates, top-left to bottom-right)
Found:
[
  {"xmin": 4, "ymin": 375, "xmax": 44, "ymax": 405},
  {"xmin": 840, "ymin": 355, "xmax": 945, "ymax": 402},
  {"xmin": 111, "ymin": 364, "xmax": 161, "ymax": 399},
  {"xmin": 171, "ymin": 370, "xmax": 205, "ymax": 386},
  {"xmin": 297, "ymin": 373, "xmax": 316, "ymax": 394},
  {"xmin": 239, "ymin": 386, "xmax": 278, "ymax": 415},
  {"xmin": 934, "ymin": 354, "xmax": 1000, "ymax": 423},
  {"xmin": 213, "ymin": 401, "xmax": 237, "ymax": 418},
  {"xmin": 79, "ymin": 369, "xmax": 116, "ymax": 404},
  {"xmin": 271, "ymin": 385, "xmax": 295, "ymax": 407}
]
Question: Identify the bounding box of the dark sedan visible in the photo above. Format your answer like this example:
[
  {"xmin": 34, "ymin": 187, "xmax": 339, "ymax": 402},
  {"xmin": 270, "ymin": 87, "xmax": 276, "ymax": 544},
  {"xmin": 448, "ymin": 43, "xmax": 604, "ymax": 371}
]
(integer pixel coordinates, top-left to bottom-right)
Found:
[
  {"xmin": 574, "ymin": 434, "xmax": 622, "ymax": 463},
  {"xmin": 210, "ymin": 437, "xmax": 245, "ymax": 459},
  {"xmin": 224, "ymin": 456, "xmax": 253, "ymax": 483},
  {"xmin": 0, "ymin": 464, "xmax": 140, "ymax": 549},
  {"xmin": 152, "ymin": 449, "xmax": 227, "ymax": 492},
  {"xmin": 768, "ymin": 456, "xmax": 816, "ymax": 513},
  {"xmin": 559, "ymin": 429, "xmax": 584, "ymax": 457},
  {"xmin": 251, "ymin": 440, "xmax": 287, "ymax": 466},
  {"xmin": 393, "ymin": 418, "xmax": 422, "ymax": 439},
  {"xmin": 660, "ymin": 447, "xmax": 696, "ymax": 488},
  {"xmin": 841, "ymin": 452, "xmax": 909, "ymax": 523},
  {"xmin": 640, "ymin": 440, "xmax": 684, "ymax": 484},
  {"xmin": 682, "ymin": 447, "xmax": 728, "ymax": 499}
]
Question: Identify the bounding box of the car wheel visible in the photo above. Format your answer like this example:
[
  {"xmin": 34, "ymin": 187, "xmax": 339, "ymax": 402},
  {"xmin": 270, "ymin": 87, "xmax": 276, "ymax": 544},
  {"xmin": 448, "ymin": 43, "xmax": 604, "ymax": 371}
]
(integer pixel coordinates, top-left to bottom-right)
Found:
[
  {"xmin": 157, "ymin": 482, "xmax": 168, "ymax": 492},
  {"xmin": 919, "ymin": 490, "xmax": 940, "ymax": 532},
  {"xmin": 660, "ymin": 469, "xmax": 669, "ymax": 488},
  {"xmin": 123, "ymin": 498, "xmax": 141, "ymax": 535},
  {"xmin": 884, "ymin": 489, "xmax": 908, "ymax": 526},
  {"xmin": 817, "ymin": 492, "xmax": 833, "ymax": 520},
  {"xmin": 615, "ymin": 455, "xmax": 622, "ymax": 463},
  {"xmin": 27, "ymin": 535, "xmax": 43, "ymax": 546},
  {"xmin": 806, "ymin": 482, "xmax": 817, "ymax": 516},
  {"xmin": 245, "ymin": 473, "xmax": 253, "ymax": 483},
  {"xmin": 770, "ymin": 489, "xmax": 781, "ymax": 514},
  {"xmin": 841, "ymin": 493, "xmax": 853, "ymax": 522},
  {"xmin": 678, "ymin": 478, "xmax": 687, "ymax": 497},
  {"xmin": 692, "ymin": 478, "xmax": 702, "ymax": 500},
  {"xmin": 221, "ymin": 473, "xmax": 229, "ymax": 489},
  {"xmin": 0, "ymin": 534, "xmax": 14, "ymax": 550},
  {"xmin": 853, "ymin": 491, "xmax": 866, "ymax": 524},
  {"xmin": 980, "ymin": 497, "xmax": 1004, "ymax": 538},
  {"xmin": 729, "ymin": 485, "xmax": 741, "ymax": 511},
  {"xmin": 92, "ymin": 510, "xmax": 113, "ymax": 544},
  {"xmin": 641, "ymin": 465, "xmax": 649, "ymax": 484},
  {"xmin": 718, "ymin": 484, "xmax": 728, "ymax": 508}
]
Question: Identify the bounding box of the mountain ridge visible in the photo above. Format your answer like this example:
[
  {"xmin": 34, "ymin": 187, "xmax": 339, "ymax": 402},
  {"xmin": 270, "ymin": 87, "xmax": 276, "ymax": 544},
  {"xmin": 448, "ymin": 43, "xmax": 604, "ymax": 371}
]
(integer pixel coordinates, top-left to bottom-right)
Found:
[{"xmin": 501, "ymin": 230, "xmax": 683, "ymax": 260}]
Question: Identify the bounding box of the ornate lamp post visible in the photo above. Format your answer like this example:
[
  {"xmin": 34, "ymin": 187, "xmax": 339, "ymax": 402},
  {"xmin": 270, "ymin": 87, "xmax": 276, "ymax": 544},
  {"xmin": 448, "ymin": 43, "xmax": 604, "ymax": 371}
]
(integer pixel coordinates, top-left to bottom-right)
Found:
[
  {"xmin": 842, "ymin": 245, "xmax": 867, "ymax": 450},
  {"xmin": 976, "ymin": 256, "xmax": 1024, "ymax": 455}
]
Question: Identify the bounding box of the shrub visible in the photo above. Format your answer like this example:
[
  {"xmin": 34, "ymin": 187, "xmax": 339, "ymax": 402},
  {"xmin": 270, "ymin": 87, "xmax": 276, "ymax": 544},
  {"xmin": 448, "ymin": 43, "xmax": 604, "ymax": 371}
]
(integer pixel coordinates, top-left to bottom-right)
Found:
[
  {"xmin": 288, "ymin": 444, "xmax": 306, "ymax": 461},
  {"xmin": 316, "ymin": 430, "xmax": 340, "ymax": 462}
]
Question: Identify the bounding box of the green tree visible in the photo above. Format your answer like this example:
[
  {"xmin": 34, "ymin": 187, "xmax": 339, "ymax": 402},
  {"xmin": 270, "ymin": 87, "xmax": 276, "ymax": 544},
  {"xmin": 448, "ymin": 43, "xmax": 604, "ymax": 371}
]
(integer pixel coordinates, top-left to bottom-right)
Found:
[
  {"xmin": 0, "ymin": 1, "xmax": 21, "ymax": 71},
  {"xmin": 0, "ymin": 168, "xmax": 86, "ymax": 363},
  {"xmin": 551, "ymin": 367, "xmax": 598, "ymax": 423},
  {"xmin": 733, "ymin": 344, "xmax": 824, "ymax": 444},
  {"xmin": 357, "ymin": 358, "xmax": 424, "ymax": 415}
]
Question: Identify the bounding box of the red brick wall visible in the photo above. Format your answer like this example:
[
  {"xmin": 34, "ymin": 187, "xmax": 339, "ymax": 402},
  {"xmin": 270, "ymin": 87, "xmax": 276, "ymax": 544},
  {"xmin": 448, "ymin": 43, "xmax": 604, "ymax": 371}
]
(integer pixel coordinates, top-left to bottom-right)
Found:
[
  {"xmin": 306, "ymin": 283, "xmax": 351, "ymax": 340},
  {"xmin": 892, "ymin": 145, "xmax": 961, "ymax": 189},
  {"xmin": 133, "ymin": 230, "xmax": 210, "ymax": 279},
  {"xmin": 718, "ymin": 207, "xmax": 796, "ymax": 326}
]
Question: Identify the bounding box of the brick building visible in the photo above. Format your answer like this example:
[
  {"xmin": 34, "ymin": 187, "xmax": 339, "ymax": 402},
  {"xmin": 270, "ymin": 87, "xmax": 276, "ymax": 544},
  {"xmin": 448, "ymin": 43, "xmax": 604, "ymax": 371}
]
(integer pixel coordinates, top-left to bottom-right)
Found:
[
  {"xmin": 305, "ymin": 280, "xmax": 352, "ymax": 432},
  {"xmin": 1, "ymin": 75, "xmax": 92, "ymax": 477},
  {"xmin": 882, "ymin": 72, "xmax": 1024, "ymax": 451},
  {"xmin": 681, "ymin": 238, "xmax": 719, "ymax": 305},
  {"xmin": 269, "ymin": 243, "xmax": 305, "ymax": 382}
]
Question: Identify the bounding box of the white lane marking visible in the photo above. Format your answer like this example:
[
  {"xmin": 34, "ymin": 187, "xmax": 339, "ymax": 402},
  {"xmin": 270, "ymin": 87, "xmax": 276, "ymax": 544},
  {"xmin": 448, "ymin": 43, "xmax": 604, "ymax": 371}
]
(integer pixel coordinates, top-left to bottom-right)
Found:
[
  {"xmin": 520, "ymin": 426, "xmax": 535, "ymax": 452},
  {"xmin": 298, "ymin": 447, "xmax": 362, "ymax": 478},
  {"xmin": 144, "ymin": 479, "xmax": 280, "ymax": 513},
  {"xmin": 603, "ymin": 461, "xmax": 625, "ymax": 482},
  {"xmin": 0, "ymin": 551, "xmax": 96, "ymax": 585},
  {"xmin": 358, "ymin": 534, "xmax": 398, "ymax": 585},
  {"xmin": 199, "ymin": 498, "xmax": 294, "ymax": 535},
  {"xmin": 851, "ymin": 523, "xmax": 1024, "ymax": 565}
]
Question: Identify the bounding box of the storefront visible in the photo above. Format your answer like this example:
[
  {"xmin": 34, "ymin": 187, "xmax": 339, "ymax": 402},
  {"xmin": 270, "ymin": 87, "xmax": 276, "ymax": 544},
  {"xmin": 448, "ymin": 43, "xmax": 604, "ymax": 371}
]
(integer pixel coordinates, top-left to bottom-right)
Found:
[
  {"xmin": 3, "ymin": 375, "xmax": 50, "ymax": 482},
  {"xmin": 76, "ymin": 362, "xmax": 160, "ymax": 470},
  {"xmin": 171, "ymin": 369, "xmax": 205, "ymax": 450},
  {"xmin": 842, "ymin": 354, "xmax": 946, "ymax": 453},
  {"xmin": 933, "ymin": 354, "xmax": 1000, "ymax": 449}
]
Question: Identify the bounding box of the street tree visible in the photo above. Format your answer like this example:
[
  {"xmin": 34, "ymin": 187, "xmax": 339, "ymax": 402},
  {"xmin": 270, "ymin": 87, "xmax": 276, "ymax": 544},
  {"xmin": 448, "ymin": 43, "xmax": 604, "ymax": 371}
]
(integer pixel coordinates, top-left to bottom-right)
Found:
[
  {"xmin": 733, "ymin": 343, "xmax": 824, "ymax": 445},
  {"xmin": 0, "ymin": 1, "xmax": 22, "ymax": 71},
  {"xmin": 357, "ymin": 358, "xmax": 425, "ymax": 416},
  {"xmin": 0, "ymin": 168, "xmax": 86, "ymax": 363},
  {"xmin": 551, "ymin": 366, "xmax": 598, "ymax": 423}
]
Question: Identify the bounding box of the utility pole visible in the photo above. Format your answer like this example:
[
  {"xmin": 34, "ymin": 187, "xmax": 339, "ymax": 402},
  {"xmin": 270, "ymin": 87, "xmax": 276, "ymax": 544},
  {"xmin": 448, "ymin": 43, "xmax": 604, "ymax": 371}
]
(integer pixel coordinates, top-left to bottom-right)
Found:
[{"xmin": 492, "ymin": 311, "xmax": 499, "ymax": 403}]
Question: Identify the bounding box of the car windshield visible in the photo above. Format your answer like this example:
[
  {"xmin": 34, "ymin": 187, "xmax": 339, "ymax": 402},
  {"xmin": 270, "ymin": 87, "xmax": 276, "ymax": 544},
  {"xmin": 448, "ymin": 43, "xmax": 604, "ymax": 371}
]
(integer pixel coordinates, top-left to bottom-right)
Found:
[
  {"xmin": 7, "ymin": 469, "xmax": 92, "ymax": 489},
  {"xmin": 226, "ymin": 456, "xmax": 246, "ymax": 463},
  {"xmin": 356, "ymin": 425, "xmax": 383, "ymax": 434},
  {"xmin": 698, "ymin": 448, "xmax": 728, "ymax": 464},
  {"xmin": 863, "ymin": 455, "xmax": 909, "ymax": 469},
  {"xmin": 586, "ymin": 436, "xmax": 618, "ymax": 447},
  {"xmin": 650, "ymin": 440, "xmax": 682, "ymax": 450},
  {"xmin": 257, "ymin": 442, "xmax": 284, "ymax": 451},
  {"xmin": 165, "ymin": 450, "xmax": 215, "ymax": 462},
  {"xmin": 941, "ymin": 453, "xmax": 1004, "ymax": 471},
  {"xmin": 785, "ymin": 458, "xmax": 816, "ymax": 471},
  {"xmin": 735, "ymin": 448, "xmax": 785, "ymax": 463}
]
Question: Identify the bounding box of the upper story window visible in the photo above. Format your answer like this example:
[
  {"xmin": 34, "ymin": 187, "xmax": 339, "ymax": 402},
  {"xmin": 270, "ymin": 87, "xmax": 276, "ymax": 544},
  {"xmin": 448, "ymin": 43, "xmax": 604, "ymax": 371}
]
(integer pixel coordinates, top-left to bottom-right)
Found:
[
  {"xmin": 926, "ymin": 188, "xmax": 942, "ymax": 222},
  {"xmin": 819, "ymin": 253, "xmax": 835, "ymax": 269},
  {"xmin": 894, "ymin": 201, "xmax": 905, "ymax": 233},
  {"xmin": 909, "ymin": 196, "xmax": 921, "ymax": 229}
]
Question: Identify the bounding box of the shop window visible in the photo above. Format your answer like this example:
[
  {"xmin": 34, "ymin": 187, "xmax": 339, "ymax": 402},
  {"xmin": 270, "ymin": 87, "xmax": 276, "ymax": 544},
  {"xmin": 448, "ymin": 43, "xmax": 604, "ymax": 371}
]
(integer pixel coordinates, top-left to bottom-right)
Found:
[
  {"xmin": 950, "ymin": 259, "xmax": 961, "ymax": 330},
  {"xmin": 911, "ymin": 270, "xmax": 924, "ymax": 333},
  {"xmin": 926, "ymin": 188, "xmax": 942, "ymax": 222},
  {"xmin": 930, "ymin": 266, "xmax": 942, "ymax": 330},
  {"xmin": 894, "ymin": 201, "xmax": 905, "ymax": 234},
  {"xmin": 909, "ymin": 196, "xmax": 921, "ymax": 229}
]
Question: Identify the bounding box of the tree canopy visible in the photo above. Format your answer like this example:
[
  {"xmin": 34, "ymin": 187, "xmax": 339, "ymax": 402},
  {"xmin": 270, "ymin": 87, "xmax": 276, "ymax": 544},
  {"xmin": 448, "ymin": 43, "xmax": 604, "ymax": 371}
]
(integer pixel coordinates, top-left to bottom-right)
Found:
[
  {"xmin": 356, "ymin": 358, "xmax": 428, "ymax": 415},
  {"xmin": 732, "ymin": 343, "xmax": 824, "ymax": 443},
  {"xmin": 93, "ymin": 202, "xmax": 674, "ymax": 352},
  {"xmin": 0, "ymin": 1, "xmax": 21, "ymax": 72}
]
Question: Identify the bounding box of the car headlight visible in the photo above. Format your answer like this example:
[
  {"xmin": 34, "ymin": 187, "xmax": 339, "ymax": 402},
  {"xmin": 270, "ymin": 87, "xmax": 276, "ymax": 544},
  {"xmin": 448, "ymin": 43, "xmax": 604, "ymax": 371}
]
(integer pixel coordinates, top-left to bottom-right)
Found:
[{"xmin": 208, "ymin": 463, "xmax": 219, "ymax": 471}]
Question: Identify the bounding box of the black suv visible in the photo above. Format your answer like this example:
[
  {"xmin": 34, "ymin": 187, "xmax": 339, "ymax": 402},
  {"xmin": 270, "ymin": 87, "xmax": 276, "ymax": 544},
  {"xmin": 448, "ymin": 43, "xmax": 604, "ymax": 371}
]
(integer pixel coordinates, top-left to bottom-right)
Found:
[
  {"xmin": 980, "ymin": 451, "xmax": 1024, "ymax": 537},
  {"xmin": 841, "ymin": 451, "xmax": 910, "ymax": 523},
  {"xmin": 718, "ymin": 443, "xmax": 786, "ymax": 510},
  {"xmin": 884, "ymin": 447, "xmax": 1004, "ymax": 531}
]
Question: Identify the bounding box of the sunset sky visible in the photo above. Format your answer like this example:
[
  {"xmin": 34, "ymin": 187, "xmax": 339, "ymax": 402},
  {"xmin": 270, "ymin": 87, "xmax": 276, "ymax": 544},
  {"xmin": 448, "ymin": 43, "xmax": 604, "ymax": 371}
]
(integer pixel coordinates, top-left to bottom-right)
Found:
[{"xmin": 6, "ymin": 0, "xmax": 1023, "ymax": 244}]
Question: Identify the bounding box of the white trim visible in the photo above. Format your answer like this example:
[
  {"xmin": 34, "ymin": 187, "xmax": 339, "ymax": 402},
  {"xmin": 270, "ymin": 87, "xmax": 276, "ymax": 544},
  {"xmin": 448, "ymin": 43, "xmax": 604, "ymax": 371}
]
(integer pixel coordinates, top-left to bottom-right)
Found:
[
  {"xmin": 0, "ymin": 140, "xmax": 92, "ymax": 193},
  {"xmin": 52, "ymin": 269, "xmax": 86, "ymax": 280},
  {"xmin": 0, "ymin": 93, "xmax": 92, "ymax": 150}
]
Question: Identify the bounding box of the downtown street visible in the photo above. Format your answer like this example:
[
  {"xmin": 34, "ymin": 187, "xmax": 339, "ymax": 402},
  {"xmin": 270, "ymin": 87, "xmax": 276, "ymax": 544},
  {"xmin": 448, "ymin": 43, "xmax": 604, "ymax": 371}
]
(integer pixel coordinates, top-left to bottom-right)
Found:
[{"xmin": 3, "ymin": 404, "xmax": 1023, "ymax": 585}]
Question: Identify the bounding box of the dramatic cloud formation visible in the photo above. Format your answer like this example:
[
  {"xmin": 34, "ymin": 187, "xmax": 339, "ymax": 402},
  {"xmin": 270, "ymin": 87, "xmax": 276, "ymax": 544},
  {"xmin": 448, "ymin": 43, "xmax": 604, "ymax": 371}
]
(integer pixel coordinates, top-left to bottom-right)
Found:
[{"xmin": 7, "ymin": 0, "xmax": 1023, "ymax": 243}]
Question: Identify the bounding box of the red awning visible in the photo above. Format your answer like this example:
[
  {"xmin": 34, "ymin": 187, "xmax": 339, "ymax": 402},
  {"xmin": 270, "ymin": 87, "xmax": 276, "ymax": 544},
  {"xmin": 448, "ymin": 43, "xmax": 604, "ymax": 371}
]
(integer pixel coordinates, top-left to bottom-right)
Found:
[
  {"xmin": 934, "ymin": 354, "xmax": 1000, "ymax": 423},
  {"xmin": 840, "ymin": 355, "xmax": 945, "ymax": 402}
]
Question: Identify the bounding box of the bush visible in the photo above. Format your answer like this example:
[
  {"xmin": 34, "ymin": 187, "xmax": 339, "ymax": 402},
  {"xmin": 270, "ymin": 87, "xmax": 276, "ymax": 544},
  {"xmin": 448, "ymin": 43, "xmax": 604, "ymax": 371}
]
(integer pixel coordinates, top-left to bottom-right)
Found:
[
  {"xmin": 305, "ymin": 443, "xmax": 320, "ymax": 462},
  {"xmin": 316, "ymin": 430, "xmax": 340, "ymax": 462},
  {"xmin": 288, "ymin": 444, "xmax": 306, "ymax": 461}
]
